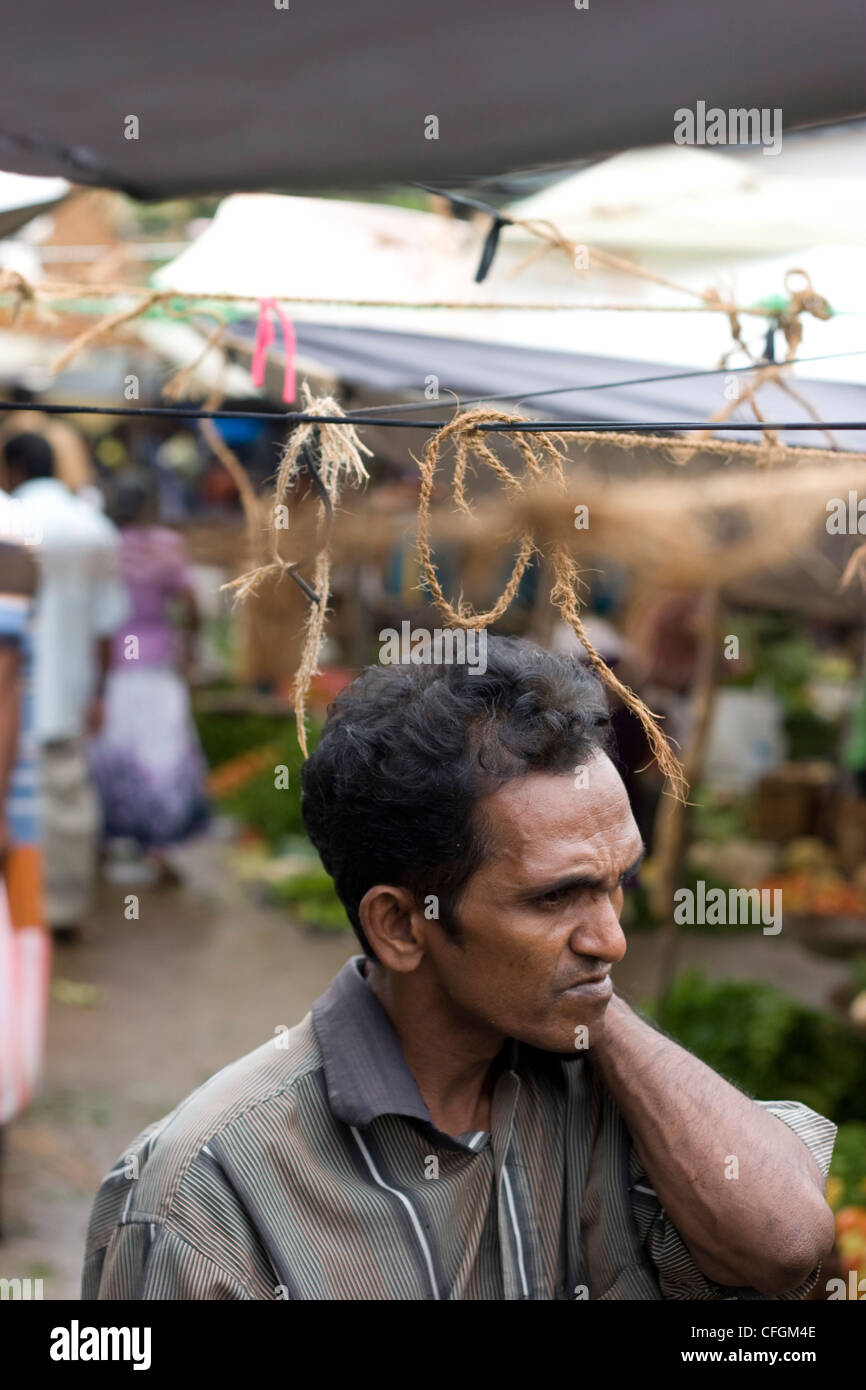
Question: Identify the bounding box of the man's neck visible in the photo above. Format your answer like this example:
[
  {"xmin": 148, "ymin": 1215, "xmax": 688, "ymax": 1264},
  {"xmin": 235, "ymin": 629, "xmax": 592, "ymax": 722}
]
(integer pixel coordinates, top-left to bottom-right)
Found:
[{"xmin": 365, "ymin": 961, "xmax": 506, "ymax": 1137}]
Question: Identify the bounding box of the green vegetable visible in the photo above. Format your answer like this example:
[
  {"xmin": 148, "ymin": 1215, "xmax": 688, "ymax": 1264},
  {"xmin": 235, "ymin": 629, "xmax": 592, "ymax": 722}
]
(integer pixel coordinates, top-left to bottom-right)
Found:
[
  {"xmin": 270, "ymin": 868, "xmax": 347, "ymax": 931},
  {"xmin": 646, "ymin": 972, "xmax": 866, "ymax": 1123},
  {"xmin": 829, "ymin": 1123, "xmax": 866, "ymax": 1206},
  {"xmin": 194, "ymin": 710, "xmax": 321, "ymax": 848}
]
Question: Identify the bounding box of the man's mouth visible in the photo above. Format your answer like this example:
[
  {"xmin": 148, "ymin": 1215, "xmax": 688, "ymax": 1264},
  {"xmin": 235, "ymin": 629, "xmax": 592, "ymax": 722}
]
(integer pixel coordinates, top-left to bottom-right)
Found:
[{"xmin": 562, "ymin": 974, "xmax": 613, "ymax": 1000}]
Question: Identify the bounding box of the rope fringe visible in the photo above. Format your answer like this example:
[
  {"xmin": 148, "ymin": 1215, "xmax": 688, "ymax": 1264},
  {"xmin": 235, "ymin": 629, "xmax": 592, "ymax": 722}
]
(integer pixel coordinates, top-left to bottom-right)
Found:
[
  {"xmin": 222, "ymin": 387, "xmax": 371, "ymax": 754},
  {"xmin": 415, "ymin": 407, "xmax": 688, "ymax": 800}
]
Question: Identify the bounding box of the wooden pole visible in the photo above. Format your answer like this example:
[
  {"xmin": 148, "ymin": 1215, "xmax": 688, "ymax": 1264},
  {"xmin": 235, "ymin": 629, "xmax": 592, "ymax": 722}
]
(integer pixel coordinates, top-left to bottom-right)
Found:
[{"xmin": 651, "ymin": 589, "xmax": 724, "ymax": 1007}]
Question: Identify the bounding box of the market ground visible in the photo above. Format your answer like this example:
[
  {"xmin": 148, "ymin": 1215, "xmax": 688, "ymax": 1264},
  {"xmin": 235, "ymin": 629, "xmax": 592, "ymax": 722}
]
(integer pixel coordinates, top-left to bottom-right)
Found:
[{"xmin": 1, "ymin": 836, "xmax": 851, "ymax": 1300}]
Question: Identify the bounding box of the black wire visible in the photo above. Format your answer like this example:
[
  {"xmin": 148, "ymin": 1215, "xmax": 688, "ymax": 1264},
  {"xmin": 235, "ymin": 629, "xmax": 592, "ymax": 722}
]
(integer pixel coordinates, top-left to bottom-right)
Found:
[
  {"xmin": 7, "ymin": 178, "xmax": 859, "ymax": 434},
  {"xmin": 460, "ymin": 420, "xmax": 866, "ymax": 433},
  {"xmin": 4, "ymin": 347, "xmax": 864, "ymax": 432},
  {"xmin": 0, "ymin": 398, "xmax": 864, "ymax": 433},
  {"xmin": 220, "ymin": 306, "xmax": 866, "ymax": 419},
  {"xmin": 342, "ymin": 348, "xmax": 866, "ymax": 419},
  {"xmin": 299, "ymin": 445, "xmax": 332, "ymax": 517}
]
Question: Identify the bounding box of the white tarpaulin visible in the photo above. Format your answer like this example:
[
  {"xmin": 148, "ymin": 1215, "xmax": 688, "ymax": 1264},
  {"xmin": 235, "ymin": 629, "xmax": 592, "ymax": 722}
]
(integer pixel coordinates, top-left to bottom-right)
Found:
[
  {"xmin": 0, "ymin": 171, "xmax": 68, "ymax": 238},
  {"xmin": 152, "ymin": 182, "xmax": 866, "ymax": 385}
]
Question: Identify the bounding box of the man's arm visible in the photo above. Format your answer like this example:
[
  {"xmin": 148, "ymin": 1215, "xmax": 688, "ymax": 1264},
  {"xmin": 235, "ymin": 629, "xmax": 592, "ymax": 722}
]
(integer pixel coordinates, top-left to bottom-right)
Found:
[
  {"xmin": 87, "ymin": 518, "xmax": 130, "ymax": 737},
  {"xmin": 86, "ymin": 1223, "xmax": 254, "ymax": 1300},
  {"xmin": 86, "ymin": 635, "xmax": 112, "ymax": 736},
  {"xmin": 592, "ymin": 993, "xmax": 835, "ymax": 1294}
]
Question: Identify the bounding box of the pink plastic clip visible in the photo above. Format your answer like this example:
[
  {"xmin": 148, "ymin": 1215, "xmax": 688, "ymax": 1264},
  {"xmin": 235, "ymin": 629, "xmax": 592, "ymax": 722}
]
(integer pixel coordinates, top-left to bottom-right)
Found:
[{"xmin": 251, "ymin": 297, "xmax": 297, "ymax": 404}]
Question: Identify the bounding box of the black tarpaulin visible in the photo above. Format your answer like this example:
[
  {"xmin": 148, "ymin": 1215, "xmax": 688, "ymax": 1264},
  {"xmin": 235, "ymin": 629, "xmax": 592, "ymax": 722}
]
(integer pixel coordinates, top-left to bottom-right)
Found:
[{"xmin": 1, "ymin": 0, "xmax": 864, "ymax": 197}]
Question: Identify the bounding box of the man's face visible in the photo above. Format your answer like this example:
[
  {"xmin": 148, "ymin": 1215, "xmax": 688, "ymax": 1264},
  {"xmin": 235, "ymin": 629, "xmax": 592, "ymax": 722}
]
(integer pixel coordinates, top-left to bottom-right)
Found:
[{"xmin": 423, "ymin": 752, "xmax": 642, "ymax": 1053}]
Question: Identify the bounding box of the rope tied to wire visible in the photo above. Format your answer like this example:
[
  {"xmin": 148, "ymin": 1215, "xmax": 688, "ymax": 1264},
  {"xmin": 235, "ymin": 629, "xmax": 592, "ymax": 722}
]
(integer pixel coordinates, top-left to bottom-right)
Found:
[
  {"xmin": 778, "ymin": 269, "xmax": 833, "ymax": 358},
  {"xmin": 223, "ymin": 387, "xmax": 371, "ymax": 754},
  {"xmin": 415, "ymin": 407, "xmax": 688, "ymax": 802},
  {"xmin": 0, "ymin": 268, "xmax": 37, "ymax": 323},
  {"xmin": 669, "ymin": 271, "xmax": 837, "ymax": 469}
]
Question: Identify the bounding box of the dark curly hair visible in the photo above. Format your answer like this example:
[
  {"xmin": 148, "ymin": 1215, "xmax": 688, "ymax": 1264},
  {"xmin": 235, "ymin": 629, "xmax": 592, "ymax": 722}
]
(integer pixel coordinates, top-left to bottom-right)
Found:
[{"xmin": 300, "ymin": 635, "xmax": 612, "ymax": 959}]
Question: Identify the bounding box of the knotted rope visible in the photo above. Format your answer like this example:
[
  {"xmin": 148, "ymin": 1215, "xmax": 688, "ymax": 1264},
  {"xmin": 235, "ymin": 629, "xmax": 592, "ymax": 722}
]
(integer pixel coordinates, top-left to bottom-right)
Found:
[
  {"xmin": 223, "ymin": 387, "xmax": 371, "ymax": 754},
  {"xmin": 0, "ymin": 268, "xmax": 37, "ymax": 323},
  {"xmin": 415, "ymin": 407, "xmax": 688, "ymax": 801},
  {"xmin": 778, "ymin": 269, "xmax": 833, "ymax": 359},
  {"xmin": 657, "ymin": 271, "xmax": 837, "ymax": 469}
]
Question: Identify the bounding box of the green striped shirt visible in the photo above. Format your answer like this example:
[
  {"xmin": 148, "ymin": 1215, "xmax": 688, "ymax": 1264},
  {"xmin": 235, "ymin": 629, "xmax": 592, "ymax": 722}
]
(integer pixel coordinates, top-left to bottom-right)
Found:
[{"xmin": 83, "ymin": 956, "xmax": 836, "ymax": 1301}]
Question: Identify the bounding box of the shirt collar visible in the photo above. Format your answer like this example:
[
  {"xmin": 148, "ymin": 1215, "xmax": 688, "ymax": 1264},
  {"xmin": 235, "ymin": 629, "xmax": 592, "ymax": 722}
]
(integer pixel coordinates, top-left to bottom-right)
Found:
[
  {"xmin": 311, "ymin": 955, "xmax": 522, "ymax": 1140},
  {"xmin": 312, "ymin": 956, "xmax": 433, "ymax": 1130},
  {"xmin": 13, "ymin": 478, "xmax": 68, "ymax": 499}
]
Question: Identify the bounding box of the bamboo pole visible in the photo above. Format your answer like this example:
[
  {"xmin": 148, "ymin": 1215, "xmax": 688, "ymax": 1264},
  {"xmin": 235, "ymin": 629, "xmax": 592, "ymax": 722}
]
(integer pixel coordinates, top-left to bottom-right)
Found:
[{"xmin": 651, "ymin": 589, "xmax": 725, "ymax": 1006}]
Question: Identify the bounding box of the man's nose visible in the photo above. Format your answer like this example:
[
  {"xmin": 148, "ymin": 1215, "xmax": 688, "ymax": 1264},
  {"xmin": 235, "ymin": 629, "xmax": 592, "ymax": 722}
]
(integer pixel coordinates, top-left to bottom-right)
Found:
[{"xmin": 568, "ymin": 893, "xmax": 627, "ymax": 965}]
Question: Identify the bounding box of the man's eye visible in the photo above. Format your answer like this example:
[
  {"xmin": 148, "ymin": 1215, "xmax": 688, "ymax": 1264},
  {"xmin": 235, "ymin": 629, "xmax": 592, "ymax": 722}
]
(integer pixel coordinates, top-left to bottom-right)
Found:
[{"xmin": 538, "ymin": 887, "xmax": 569, "ymax": 907}]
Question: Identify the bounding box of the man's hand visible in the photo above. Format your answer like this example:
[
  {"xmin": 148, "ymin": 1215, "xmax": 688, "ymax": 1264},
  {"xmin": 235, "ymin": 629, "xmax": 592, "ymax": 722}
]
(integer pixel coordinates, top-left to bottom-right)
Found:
[
  {"xmin": 89, "ymin": 634, "xmax": 113, "ymax": 738},
  {"xmin": 591, "ymin": 992, "xmax": 835, "ymax": 1294}
]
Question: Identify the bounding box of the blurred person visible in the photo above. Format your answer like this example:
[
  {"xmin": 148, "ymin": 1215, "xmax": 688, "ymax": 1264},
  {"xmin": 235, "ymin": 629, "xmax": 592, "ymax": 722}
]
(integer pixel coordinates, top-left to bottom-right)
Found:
[
  {"xmin": 0, "ymin": 392, "xmax": 104, "ymax": 508},
  {"xmin": 84, "ymin": 637, "xmax": 834, "ymax": 1301},
  {"xmin": 88, "ymin": 469, "xmax": 208, "ymax": 878},
  {"xmin": 627, "ymin": 588, "xmax": 707, "ymax": 752},
  {"xmin": 0, "ymin": 538, "xmax": 50, "ymax": 1146},
  {"xmin": 2, "ymin": 432, "xmax": 128, "ymax": 941}
]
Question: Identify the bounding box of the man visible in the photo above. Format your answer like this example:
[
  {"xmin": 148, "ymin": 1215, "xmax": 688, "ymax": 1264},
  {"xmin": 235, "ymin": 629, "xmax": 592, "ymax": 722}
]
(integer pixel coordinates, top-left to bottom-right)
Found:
[
  {"xmin": 83, "ymin": 638, "xmax": 835, "ymax": 1300},
  {"xmin": 2, "ymin": 432, "xmax": 128, "ymax": 939}
]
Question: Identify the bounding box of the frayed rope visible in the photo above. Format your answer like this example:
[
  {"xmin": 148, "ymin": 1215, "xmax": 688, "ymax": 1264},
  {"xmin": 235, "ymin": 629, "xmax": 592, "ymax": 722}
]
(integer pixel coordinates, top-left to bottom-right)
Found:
[
  {"xmin": 222, "ymin": 387, "xmax": 371, "ymax": 755},
  {"xmin": 415, "ymin": 407, "xmax": 688, "ymax": 801}
]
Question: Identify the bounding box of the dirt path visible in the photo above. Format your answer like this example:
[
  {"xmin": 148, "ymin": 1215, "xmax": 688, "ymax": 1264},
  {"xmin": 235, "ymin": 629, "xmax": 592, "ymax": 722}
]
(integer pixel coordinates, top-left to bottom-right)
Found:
[
  {"xmin": 1, "ymin": 838, "xmax": 354, "ymax": 1300},
  {"xmin": 1, "ymin": 838, "xmax": 849, "ymax": 1299}
]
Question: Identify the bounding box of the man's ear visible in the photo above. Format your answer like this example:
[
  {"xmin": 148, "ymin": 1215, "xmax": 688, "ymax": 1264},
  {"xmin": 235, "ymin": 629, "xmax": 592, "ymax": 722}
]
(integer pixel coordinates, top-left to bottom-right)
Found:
[{"xmin": 359, "ymin": 884, "xmax": 424, "ymax": 972}]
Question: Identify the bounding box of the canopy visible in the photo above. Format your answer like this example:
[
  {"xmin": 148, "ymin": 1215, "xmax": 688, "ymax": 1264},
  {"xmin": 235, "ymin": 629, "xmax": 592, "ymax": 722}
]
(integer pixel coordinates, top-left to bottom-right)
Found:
[
  {"xmin": 220, "ymin": 319, "xmax": 866, "ymax": 454},
  {"xmin": 152, "ymin": 191, "xmax": 866, "ymax": 386},
  {"xmin": 505, "ymin": 148, "xmax": 866, "ymax": 254},
  {"xmin": 0, "ymin": 1, "xmax": 863, "ymax": 196}
]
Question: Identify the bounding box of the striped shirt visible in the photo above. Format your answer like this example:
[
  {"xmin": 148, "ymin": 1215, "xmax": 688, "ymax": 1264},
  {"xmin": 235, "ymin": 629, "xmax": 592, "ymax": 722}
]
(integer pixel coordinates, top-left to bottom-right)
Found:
[{"xmin": 83, "ymin": 956, "xmax": 836, "ymax": 1301}]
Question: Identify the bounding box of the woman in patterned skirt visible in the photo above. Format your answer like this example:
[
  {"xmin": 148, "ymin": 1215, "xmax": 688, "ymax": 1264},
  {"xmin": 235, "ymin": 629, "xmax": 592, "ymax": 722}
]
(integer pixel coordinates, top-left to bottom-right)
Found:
[{"xmin": 88, "ymin": 470, "xmax": 209, "ymax": 878}]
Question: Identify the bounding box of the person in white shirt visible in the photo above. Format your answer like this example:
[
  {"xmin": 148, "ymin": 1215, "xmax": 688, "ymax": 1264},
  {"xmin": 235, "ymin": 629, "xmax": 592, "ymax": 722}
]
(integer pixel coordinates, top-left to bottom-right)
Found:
[{"xmin": 2, "ymin": 431, "xmax": 129, "ymax": 939}]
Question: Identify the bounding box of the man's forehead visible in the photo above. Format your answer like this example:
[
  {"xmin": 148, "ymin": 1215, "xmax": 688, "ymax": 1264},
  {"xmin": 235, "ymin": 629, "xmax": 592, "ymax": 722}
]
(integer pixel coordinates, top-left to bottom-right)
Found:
[{"xmin": 477, "ymin": 756, "xmax": 638, "ymax": 868}]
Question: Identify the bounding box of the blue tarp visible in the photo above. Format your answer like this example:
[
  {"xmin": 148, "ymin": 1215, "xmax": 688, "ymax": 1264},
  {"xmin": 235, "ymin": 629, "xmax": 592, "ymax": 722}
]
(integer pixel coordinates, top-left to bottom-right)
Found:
[{"xmin": 227, "ymin": 319, "xmax": 866, "ymax": 453}]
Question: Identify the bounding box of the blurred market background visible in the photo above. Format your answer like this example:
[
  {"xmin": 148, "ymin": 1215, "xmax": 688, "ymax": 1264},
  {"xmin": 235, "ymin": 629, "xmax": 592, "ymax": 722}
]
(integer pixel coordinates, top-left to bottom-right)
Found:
[{"xmin": 1, "ymin": 122, "xmax": 866, "ymax": 1297}]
